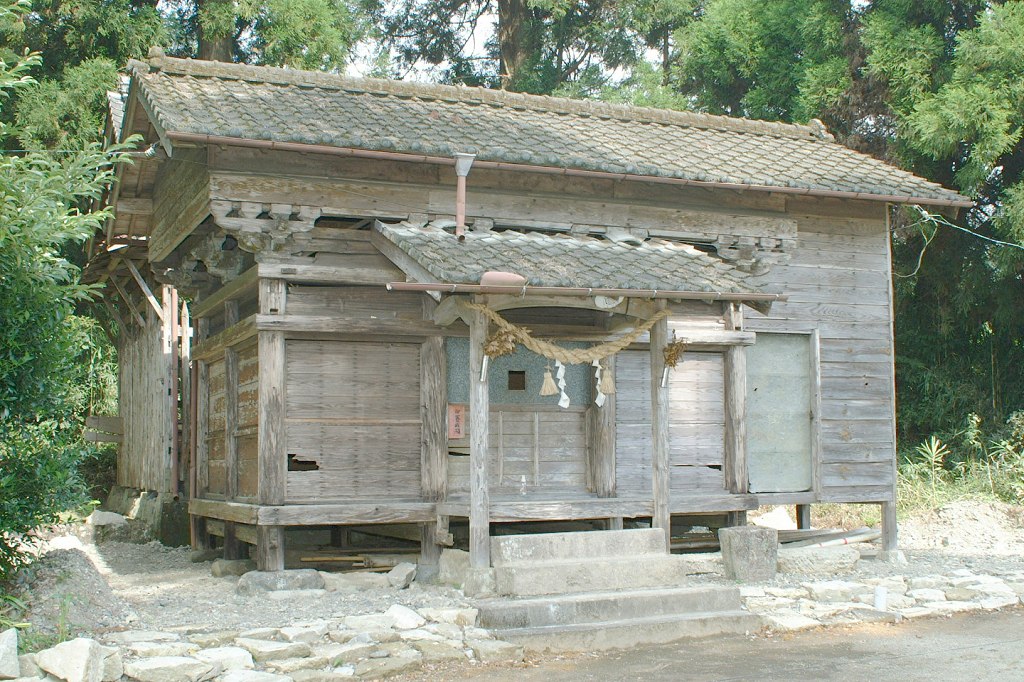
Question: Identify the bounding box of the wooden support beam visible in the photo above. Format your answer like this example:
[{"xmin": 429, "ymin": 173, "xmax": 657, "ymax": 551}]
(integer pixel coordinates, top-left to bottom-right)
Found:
[
  {"xmin": 420, "ymin": 336, "xmax": 447, "ymax": 569},
  {"xmin": 255, "ymin": 314, "xmax": 443, "ymax": 337},
  {"xmin": 191, "ymin": 315, "xmax": 258, "ymax": 361},
  {"xmin": 125, "ymin": 258, "xmax": 164, "ymax": 320},
  {"xmin": 224, "ymin": 344, "xmax": 239, "ymax": 501},
  {"xmin": 468, "ymin": 303, "xmax": 491, "ymax": 568},
  {"xmin": 649, "ymin": 304, "xmax": 671, "ymax": 550},
  {"xmin": 796, "ymin": 504, "xmax": 812, "ymax": 530},
  {"xmin": 370, "ymin": 225, "xmax": 441, "ymax": 301},
  {"xmin": 724, "ymin": 303, "xmax": 749, "ymax": 494},
  {"xmin": 257, "ymin": 278, "xmax": 288, "ymax": 571},
  {"xmin": 86, "ymin": 415, "xmax": 124, "ymax": 434},
  {"xmin": 111, "ymin": 276, "xmax": 146, "ymax": 327},
  {"xmin": 881, "ymin": 501, "xmax": 897, "ymax": 552},
  {"xmin": 195, "ymin": 360, "xmax": 210, "ymax": 498},
  {"xmin": 591, "ymin": 354, "xmax": 616, "ymax": 498},
  {"xmin": 193, "ymin": 266, "xmax": 257, "ymax": 319},
  {"xmin": 257, "ymin": 257, "xmax": 403, "ymax": 286},
  {"xmin": 222, "ymin": 521, "xmax": 247, "ymax": 559}
]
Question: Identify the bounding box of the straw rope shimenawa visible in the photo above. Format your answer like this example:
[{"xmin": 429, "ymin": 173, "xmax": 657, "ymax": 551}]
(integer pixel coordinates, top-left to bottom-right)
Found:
[{"xmin": 465, "ymin": 302, "xmax": 672, "ymax": 364}]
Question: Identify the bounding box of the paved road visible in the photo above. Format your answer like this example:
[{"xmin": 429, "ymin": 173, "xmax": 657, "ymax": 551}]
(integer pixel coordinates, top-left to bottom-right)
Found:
[{"xmin": 437, "ymin": 608, "xmax": 1024, "ymax": 682}]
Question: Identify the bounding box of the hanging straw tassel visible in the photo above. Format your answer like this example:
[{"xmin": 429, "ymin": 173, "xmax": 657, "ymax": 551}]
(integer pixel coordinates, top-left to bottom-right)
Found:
[
  {"xmin": 539, "ymin": 367, "xmax": 559, "ymax": 396},
  {"xmin": 598, "ymin": 362, "xmax": 616, "ymax": 394}
]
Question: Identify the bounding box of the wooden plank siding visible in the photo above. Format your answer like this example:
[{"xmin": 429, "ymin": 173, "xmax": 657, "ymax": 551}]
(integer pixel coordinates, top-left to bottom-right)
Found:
[
  {"xmin": 745, "ymin": 208, "xmax": 896, "ymax": 503},
  {"xmin": 284, "ymin": 339, "xmax": 422, "ymax": 503}
]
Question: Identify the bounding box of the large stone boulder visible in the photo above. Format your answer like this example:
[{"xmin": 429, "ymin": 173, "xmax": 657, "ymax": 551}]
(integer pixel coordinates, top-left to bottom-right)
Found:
[
  {"xmin": 236, "ymin": 570, "xmax": 324, "ymax": 596},
  {"xmin": 719, "ymin": 526, "xmax": 778, "ymax": 583},
  {"xmin": 387, "ymin": 563, "xmax": 417, "ymax": 589},
  {"xmin": 37, "ymin": 639, "xmax": 120, "ymax": 682},
  {"xmin": 0, "ymin": 628, "xmax": 18, "ymax": 679}
]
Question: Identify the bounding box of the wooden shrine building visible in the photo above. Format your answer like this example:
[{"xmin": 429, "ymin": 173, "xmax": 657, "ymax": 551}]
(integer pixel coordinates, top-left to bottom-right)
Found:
[{"xmin": 85, "ymin": 52, "xmax": 971, "ymax": 572}]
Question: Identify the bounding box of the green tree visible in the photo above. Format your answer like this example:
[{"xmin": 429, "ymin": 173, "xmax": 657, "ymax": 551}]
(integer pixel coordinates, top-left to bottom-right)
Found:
[{"xmin": 0, "ymin": 22, "xmax": 131, "ymax": 579}]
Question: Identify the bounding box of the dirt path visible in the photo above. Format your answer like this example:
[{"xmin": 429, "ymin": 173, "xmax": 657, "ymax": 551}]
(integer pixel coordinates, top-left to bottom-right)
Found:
[{"xmin": 408, "ymin": 607, "xmax": 1024, "ymax": 682}]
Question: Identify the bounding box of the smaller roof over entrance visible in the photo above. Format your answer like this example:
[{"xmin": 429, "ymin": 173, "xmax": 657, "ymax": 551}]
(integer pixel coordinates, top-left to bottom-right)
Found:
[{"xmin": 374, "ymin": 221, "xmax": 774, "ymax": 311}]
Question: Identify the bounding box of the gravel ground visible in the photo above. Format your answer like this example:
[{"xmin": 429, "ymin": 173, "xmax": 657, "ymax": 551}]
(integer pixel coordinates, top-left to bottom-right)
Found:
[{"xmin": 12, "ymin": 499, "xmax": 1024, "ymax": 644}]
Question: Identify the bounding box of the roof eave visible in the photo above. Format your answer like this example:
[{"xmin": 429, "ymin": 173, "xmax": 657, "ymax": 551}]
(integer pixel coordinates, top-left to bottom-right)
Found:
[{"xmin": 163, "ymin": 131, "xmax": 974, "ymax": 209}]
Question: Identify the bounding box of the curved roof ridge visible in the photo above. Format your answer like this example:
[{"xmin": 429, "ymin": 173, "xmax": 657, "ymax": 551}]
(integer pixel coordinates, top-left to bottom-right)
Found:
[{"xmin": 129, "ymin": 55, "xmax": 833, "ymax": 142}]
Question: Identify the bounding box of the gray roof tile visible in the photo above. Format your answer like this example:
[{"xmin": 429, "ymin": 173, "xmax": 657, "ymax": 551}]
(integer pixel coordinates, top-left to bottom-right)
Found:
[{"xmin": 125, "ymin": 57, "xmax": 969, "ymax": 206}]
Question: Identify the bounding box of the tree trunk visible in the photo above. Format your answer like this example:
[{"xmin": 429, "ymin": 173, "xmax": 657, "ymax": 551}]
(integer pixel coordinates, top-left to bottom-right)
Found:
[
  {"xmin": 196, "ymin": 0, "xmax": 234, "ymax": 62},
  {"xmin": 498, "ymin": 0, "xmax": 528, "ymax": 89}
]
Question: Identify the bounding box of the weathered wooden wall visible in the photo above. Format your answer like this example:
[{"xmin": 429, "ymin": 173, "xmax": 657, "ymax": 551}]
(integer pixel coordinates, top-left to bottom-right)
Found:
[
  {"xmin": 745, "ymin": 201, "xmax": 894, "ymax": 503},
  {"xmin": 117, "ymin": 288, "xmax": 174, "ymax": 492}
]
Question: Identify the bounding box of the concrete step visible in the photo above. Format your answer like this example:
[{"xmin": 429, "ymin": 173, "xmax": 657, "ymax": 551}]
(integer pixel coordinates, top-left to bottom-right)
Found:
[
  {"xmin": 492, "ymin": 610, "xmax": 762, "ymax": 653},
  {"xmin": 494, "ymin": 555, "xmax": 690, "ymax": 597},
  {"xmin": 477, "ymin": 585, "xmax": 744, "ymax": 629},
  {"xmin": 491, "ymin": 528, "xmax": 666, "ymax": 567}
]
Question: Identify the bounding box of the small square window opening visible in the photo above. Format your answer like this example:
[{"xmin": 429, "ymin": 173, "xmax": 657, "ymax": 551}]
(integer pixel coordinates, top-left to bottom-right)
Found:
[{"xmin": 508, "ymin": 370, "xmax": 527, "ymax": 391}]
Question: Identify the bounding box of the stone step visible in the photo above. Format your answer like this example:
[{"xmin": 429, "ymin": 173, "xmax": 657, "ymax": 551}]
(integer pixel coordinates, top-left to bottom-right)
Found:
[
  {"xmin": 491, "ymin": 528, "xmax": 666, "ymax": 567},
  {"xmin": 494, "ymin": 555, "xmax": 690, "ymax": 597},
  {"xmin": 492, "ymin": 610, "xmax": 762, "ymax": 653},
  {"xmin": 477, "ymin": 585, "xmax": 744, "ymax": 629}
]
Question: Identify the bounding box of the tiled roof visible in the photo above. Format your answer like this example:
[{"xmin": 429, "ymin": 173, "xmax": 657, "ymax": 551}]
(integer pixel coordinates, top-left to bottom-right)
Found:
[
  {"xmin": 376, "ymin": 221, "xmax": 767, "ymax": 296},
  {"xmin": 124, "ymin": 56, "xmax": 970, "ymax": 206}
]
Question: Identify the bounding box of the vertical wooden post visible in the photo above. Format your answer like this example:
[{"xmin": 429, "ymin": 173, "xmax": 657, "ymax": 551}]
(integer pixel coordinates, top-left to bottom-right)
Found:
[
  {"xmin": 468, "ymin": 304, "xmax": 491, "ymax": 569},
  {"xmin": 257, "ymin": 279, "xmax": 287, "ymax": 571},
  {"xmin": 420, "ymin": 335, "xmax": 448, "ymax": 571},
  {"xmin": 881, "ymin": 501, "xmax": 897, "ymax": 552},
  {"xmin": 723, "ymin": 303, "xmax": 748, "ymax": 494},
  {"xmin": 591, "ymin": 355, "xmax": 617, "ymax": 498},
  {"xmin": 192, "ymin": 316, "xmax": 211, "ymax": 549},
  {"xmin": 180, "ymin": 298, "xmax": 191, "ymax": 500},
  {"xmin": 796, "ymin": 504, "xmax": 811, "ymax": 530},
  {"xmin": 223, "ymin": 300, "xmax": 240, "ymax": 503},
  {"xmin": 650, "ymin": 305, "xmax": 671, "ymax": 550}
]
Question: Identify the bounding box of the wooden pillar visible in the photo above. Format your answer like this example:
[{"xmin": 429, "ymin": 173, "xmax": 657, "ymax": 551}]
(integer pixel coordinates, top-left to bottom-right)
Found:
[
  {"xmin": 420, "ymin": 336, "xmax": 448, "ymax": 569},
  {"xmin": 257, "ymin": 279, "xmax": 287, "ymax": 571},
  {"xmin": 468, "ymin": 304, "xmax": 491, "ymax": 569},
  {"xmin": 723, "ymin": 303, "xmax": 748, "ymax": 494},
  {"xmin": 796, "ymin": 504, "xmax": 812, "ymax": 530},
  {"xmin": 649, "ymin": 305, "xmax": 671, "ymax": 550},
  {"xmin": 223, "ymin": 300, "xmax": 240, "ymax": 502},
  {"xmin": 222, "ymin": 521, "xmax": 246, "ymax": 560},
  {"xmin": 591, "ymin": 354, "xmax": 617, "ymax": 498},
  {"xmin": 191, "ymin": 317, "xmax": 211, "ymax": 550},
  {"xmin": 881, "ymin": 501, "xmax": 898, "ymax": 552}
]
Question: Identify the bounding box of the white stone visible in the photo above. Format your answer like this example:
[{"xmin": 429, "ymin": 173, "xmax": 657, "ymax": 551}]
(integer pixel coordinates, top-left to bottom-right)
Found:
[
  {"xmin": 279, "ymin": 626, "xmax": 326, "ymax": 644},
  {"xmin": 897, "ymin": 607, "xmax": 935, "ymax": 619},
  {"xmin": 743, "ymin": 597, "xmax": 795, "ymax": 614},
  {"xmin": 908, "ymin": 576, "xmax": 948, "ymax": 590},
  {"xmin": 217, "ymin": 672, "xmax": 292, "ymax": 682},
  {"xmin": 87, "ymin": 511, "xmax": 127, "ymax": 526},
  {"xmin": 763, "ymin": 587, "xmax": 809, "ymax": 599},
  {"xmin": 322, "ymin": 643, "xmax": 375, "ymax": 665},
  {"xmin": 761, "ymin": 613, "xmax": 821, "ymax": 633},
  {"xmin": 127, "ymin": 643, "xmax": 198, "ymax": 658},
  {"xmin": 122, "ymin": 657, "xmax": 212, "ymax": 682},
  {"xmin": 193, "ymin": 647, "xmax": 254, "ymax": 671},
  {"xmin": 0, "ymin": 629, "xmax": 19, "ymax": 679},
  {"xmin": 18, "ymin": 655, "xmax": 40, "ymax": 679},
  {"xmin": 980, "ymin": 596, "xmax": 1020, "ymax": 611},
  {"xmin": 107, "ymin": 631, "xmax": 183, "ymax": 645},
  {"xmin": 924, "ymin": 600, "xmax": 981, "ymax": 614},
  {"xmin": 802, "ymin": 580, "xmax": 871, "ymax": 603},
  {"xmin": 794, "ymin": 600, "xmax": 859, "ymax": 619},
  {"xmin": 100, "ymin": 649, "xmax": 122, "ymax": 682},
  {"xmin": 752, "ymin": 507, "xmax": 797, "ymax": 530},
  {"xmin": 908, "ymin": 588, "xmax": 946, "ymax": 602},
  {"xmin": 417, "ymin": 608, "xmax": 478, "ymax": 627},
  {"xmin": 423, "ymin": 623, "xmax": 462, "ymax": 640},
  {"xmin": 342, "ymin": 615, "xmax": 395, "ymax": 631},
  {"xmin": 239, "ymin": 628, "xmax": 280, "ymax": 640},
  {"xmin": 383, "ymin": 605, "xmax": 426, "ymax": 631},
  {"xmin": 950, "ymin": 569, "xmax": 977, "ymax": 578},
  {"xmin": 265, "ymin": 656, "xmax": 329, "ymax": 673},
  {"xmin": 1004, "ymin": 581, "xmax": 1024, "ymax": 597},
  {"xmin": 855, "ymin": 593, "xmax": 914, "ymax": 609},
  {"xmin": 233, "ymin": 639, "xmax": 312, "ymax": 662},
  {"xmin": 968, "ymin": 582, "xmax": 1017, "ymax": 597},
  {"xmin": 351, "ymin": 657, "xmax": 421, "ymax": 679},
  {"xmin": 863, "ymin": 577, "xmax": 908, "ymax": 596},
  {"xmin": 738, "ymin": 587, "xmax": 765, "ymax": 598},
  {"xmin": 462, "ymin": 627, "xmax": 492, "ymax": 641},
  {"xmin": 777, "ymin": 546, "xmax": 860, "ymax": 575},
  {"xmin": 37, "ymin": 639, "xmax": 108, "ymax": 682},
  {"xmin": 387, "ymin": 563, "xmax": 417, "ymax": 589},
  {"xmin": 397, "ymin": 630, "xmax": 444, "ymax": 642},
  {"xmin": 187, "ymin": 632, "xmax": 239, "ymax": 648},
  {"xmin": 465, "ymin": 640, "xmax": 523, "ymax": 663}
]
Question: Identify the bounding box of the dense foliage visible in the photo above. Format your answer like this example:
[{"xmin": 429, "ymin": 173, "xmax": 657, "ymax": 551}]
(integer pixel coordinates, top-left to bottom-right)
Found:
[{"xmin": 0, "ymin": 22, "xmax": 127, "ymax": 580}]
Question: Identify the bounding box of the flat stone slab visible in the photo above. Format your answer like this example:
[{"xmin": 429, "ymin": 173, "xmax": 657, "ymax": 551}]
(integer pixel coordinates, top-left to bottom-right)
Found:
[
  {"xmin": 108, "ymin": 631, "xmax": 183, "ymax": 645},
  {"xmin": 385, "ymin": 605, "xmax": 426, "ymax": 630},
  {"xmin": 218, "ymin": 672, "xmax": 293, "ymax": 682},
  {"xmin": 187, "ymin": 631, "xmax": 239, "ymax": 648},
  {"xmin": 0, "ymin": 628, "xmax": 19, "ymax": 680},
  {"xmin": 265, "ymin": 656, "xmax": 329, "ymax": 673},
  {"xmin": 777, "ymin": 546, "xmax": 859, "ymax": 575},
  {"xmin": 467, "ymin": 639, "xmax": 524, "ymax": 663},
  {"xmin": 212, "ymin": 559, "xmax": 256, "ymax": 577},
  {"xmin": 126, "ymin": 643, "xmax": 198, "ymax": 658},
  {"xmin": 412, "ymin": 642, "xmax": 467, "ymax": 664},
  {"xmin": 37, "ymin": 639, "xmax": 117, "ymax": 682},
  {"xmin": 719, "ymin": 526, "xmax": 777, "ymax": 583},
  {"xmin": 762, "ymin": 613, "xmax": 822, "ymax": 633},
  {"xmin": 192, "ymin": 647, "xmax": 254, "ymax": 671},
  {"xmin": 387, "ymin": 563, "xmax": 417, "ymax": 589},
  {"xmin": 122, "ymin": 656, "xmax": 212, "ymax": 682},
  {"xmin": 802, "ymin": 581, "xmax": 871, "ymax": 603},
  {"xmin": 233, "ymin": 638, "xmax": 312, "ymax": 662},
  {"xmin": 353, "ymin": 657, "xmax": 422, "ymax": 679}
]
